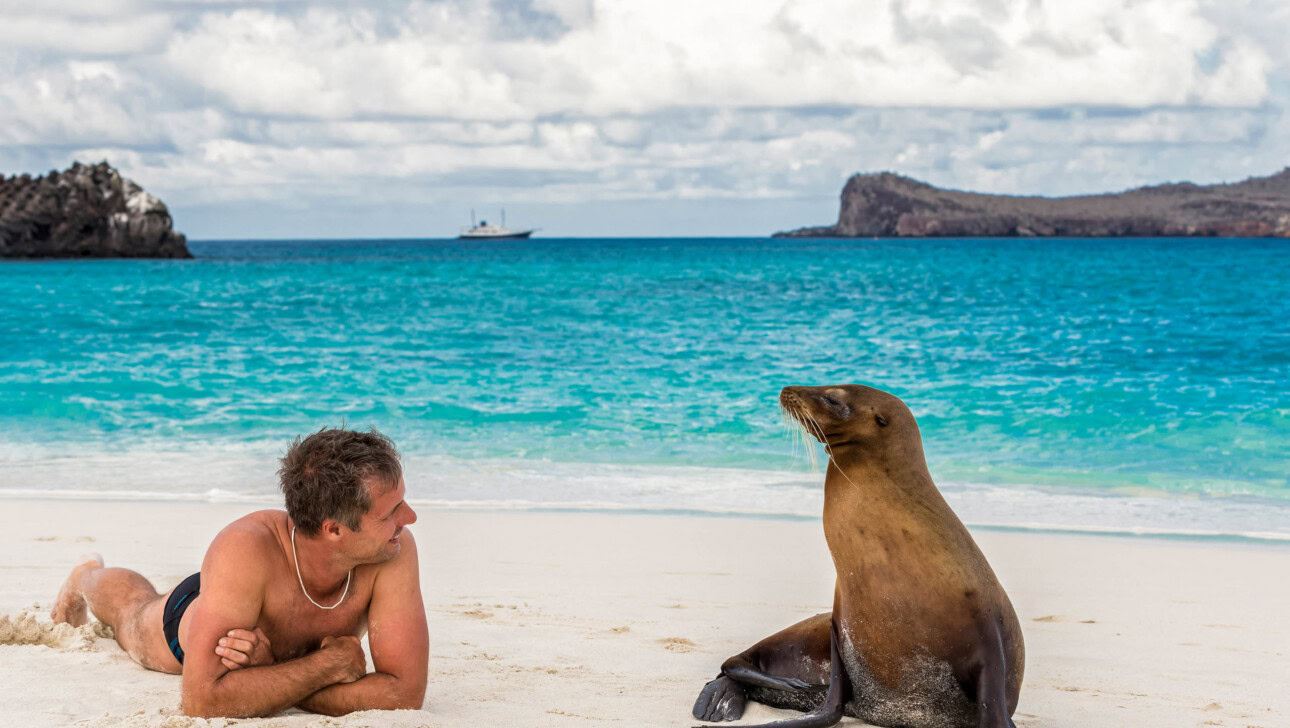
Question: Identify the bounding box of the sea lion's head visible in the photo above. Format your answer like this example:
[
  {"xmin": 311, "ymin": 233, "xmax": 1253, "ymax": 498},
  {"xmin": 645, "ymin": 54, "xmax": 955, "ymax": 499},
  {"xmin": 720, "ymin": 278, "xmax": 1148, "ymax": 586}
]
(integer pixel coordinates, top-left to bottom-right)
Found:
[{"xmin": 779, "ymin": 384, "xmax": 920, "ymax": 458}]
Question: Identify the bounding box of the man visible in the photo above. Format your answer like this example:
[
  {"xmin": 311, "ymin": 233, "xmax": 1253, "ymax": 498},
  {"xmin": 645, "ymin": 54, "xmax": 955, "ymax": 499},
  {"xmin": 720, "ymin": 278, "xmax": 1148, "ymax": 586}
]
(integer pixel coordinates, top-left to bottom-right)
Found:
[{"xmin": 49, "ymin": 427, "xmax": 428, "ymax": 718}]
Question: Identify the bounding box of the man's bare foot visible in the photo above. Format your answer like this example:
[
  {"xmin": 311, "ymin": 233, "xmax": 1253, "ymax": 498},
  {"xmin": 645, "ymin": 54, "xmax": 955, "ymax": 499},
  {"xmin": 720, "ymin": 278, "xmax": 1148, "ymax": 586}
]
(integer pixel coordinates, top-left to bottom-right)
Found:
[{"xmin": 51, "ymin": 553, "xmax": 104, "ymax": 627}]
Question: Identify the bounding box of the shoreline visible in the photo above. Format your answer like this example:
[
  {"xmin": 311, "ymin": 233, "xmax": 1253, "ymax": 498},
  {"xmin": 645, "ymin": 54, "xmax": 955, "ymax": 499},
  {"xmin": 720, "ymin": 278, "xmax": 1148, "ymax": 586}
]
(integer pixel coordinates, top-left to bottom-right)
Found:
[
  {"xmin": 2, "ymin": 490, "xmax": 1288, "ymax": 547},
  {"xmin": 2, "ymin": 497, "xmax": 1286, "ymax": 727}
]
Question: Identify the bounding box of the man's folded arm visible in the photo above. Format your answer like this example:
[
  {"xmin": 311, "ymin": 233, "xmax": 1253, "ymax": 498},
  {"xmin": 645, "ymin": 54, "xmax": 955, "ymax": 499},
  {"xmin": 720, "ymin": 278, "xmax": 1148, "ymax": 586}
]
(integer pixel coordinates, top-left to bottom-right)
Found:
[
  {"xmin": 180, "ymin": 525, "xmax": 355, "ymax": 718},
  {"xmin": 298, "ymin": 530, "xmax": 429, "ymax": 716},
  {"xmin": 184, "ymin": 645, "xmax": 357, "ymax": 718},
  {"xmin": 296, "ymin": 667, "xmax": 418, "ymax": 716}
]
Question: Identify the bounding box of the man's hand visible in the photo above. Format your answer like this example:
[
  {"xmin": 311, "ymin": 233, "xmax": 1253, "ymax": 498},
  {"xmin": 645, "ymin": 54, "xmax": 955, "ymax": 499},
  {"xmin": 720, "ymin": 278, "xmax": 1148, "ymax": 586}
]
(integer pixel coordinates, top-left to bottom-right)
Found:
[
  {"xmin": 215, "ymin": 628, "xmax": 273, "ymax": 671},
  {"xmin": 320, "ymin": 635, "xmax": 367, "ymax": 684}
]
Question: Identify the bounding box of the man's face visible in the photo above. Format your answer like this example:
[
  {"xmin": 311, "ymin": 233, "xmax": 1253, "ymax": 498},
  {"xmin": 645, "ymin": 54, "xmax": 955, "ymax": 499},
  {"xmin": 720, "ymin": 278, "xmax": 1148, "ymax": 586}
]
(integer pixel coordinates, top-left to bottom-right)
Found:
[{"xmin": 348, "ymin": 475, "xmax": 417, "ymax": 563}]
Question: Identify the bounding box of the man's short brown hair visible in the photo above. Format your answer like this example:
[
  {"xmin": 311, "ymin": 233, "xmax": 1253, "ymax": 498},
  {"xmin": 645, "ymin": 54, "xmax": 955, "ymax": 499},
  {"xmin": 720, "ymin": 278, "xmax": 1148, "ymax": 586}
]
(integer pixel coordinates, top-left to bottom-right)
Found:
[{"xmin": 278, "ymin": 426, "xmax": 402, "ymax": 535}]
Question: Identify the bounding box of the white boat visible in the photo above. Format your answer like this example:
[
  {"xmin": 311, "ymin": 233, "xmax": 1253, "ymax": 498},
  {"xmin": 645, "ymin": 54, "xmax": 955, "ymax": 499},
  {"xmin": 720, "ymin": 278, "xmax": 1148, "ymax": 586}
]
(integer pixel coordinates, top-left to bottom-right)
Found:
[{"xmin": 458, "ymin": 209, "xmax": 536, "ymax": 239}]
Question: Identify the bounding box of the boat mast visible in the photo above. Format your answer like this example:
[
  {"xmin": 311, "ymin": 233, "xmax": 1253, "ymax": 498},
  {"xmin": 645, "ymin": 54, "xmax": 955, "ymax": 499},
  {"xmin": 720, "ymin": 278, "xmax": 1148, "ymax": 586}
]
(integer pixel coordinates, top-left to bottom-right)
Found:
[
  {"xmin": 471, "ymin": 208, "xmax": 476, "ymax": 227},
  {"xmin": 502, "ymin": 208, "xmax": 506, "ymax": 228}
]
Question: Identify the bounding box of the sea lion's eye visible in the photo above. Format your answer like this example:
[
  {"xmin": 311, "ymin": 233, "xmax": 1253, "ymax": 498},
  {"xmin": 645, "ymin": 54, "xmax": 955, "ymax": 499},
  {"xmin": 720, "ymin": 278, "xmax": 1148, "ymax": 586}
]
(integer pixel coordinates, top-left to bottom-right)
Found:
[{"xmin": 875, "ymin": 415, "xmax": 889, "ymax": 427}]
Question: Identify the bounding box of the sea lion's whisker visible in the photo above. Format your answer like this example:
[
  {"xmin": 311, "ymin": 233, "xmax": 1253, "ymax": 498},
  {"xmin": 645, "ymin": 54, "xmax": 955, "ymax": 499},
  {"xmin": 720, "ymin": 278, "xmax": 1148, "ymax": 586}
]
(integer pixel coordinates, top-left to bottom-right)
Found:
[
  {"xmin": 801, "ymin": 410, "xmax": 826, "ymax": 472},
  {"xmin": 800, "ymin": 408, "xmax": 862, "ymax": 489},
  {"xmin": 785, "ymin": 403, "xmax": 825, "ymax": 473},
  {"xmin": 782, "ymin": 408, "xmax": 799, "ymax": 462},
  {"xmin": 781, "ymin": 403, "xmax": 810, "ymax": 469}
]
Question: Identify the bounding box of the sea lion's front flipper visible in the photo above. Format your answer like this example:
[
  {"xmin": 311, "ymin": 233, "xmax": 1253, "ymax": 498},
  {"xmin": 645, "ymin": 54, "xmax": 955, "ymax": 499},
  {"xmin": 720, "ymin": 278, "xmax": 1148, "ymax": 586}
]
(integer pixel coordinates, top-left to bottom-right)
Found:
[
  {"xmin": 702, "ymin": 619, "xmax": 850, "ymax": 728},
  {"xmin": 974, "ymin": 615, "xmax": 1016, "ymax": 728},
  {"xmin": 692, "ymin": 675, "xmax": 748, "ymax": 722},
  {"xmin": 693, "ymin": 611, "xmax": 832, "ymax": 722}
]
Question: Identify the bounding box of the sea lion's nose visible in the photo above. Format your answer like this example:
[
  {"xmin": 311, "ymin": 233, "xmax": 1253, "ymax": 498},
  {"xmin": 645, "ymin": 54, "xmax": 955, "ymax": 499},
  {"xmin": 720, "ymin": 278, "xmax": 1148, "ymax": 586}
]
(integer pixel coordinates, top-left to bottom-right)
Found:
[{"xmin": 779, "ymin": 386, "xmax": 807, "ymax": 405}]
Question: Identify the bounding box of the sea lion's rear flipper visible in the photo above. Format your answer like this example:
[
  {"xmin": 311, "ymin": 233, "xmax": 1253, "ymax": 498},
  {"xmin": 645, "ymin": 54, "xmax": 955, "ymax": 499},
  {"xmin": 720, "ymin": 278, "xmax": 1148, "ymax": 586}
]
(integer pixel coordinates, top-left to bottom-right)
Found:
[
  {"xmin": 973, "ymin": 616, "xmax": 1016, "ymax": 728},
  {"xmin": 700, "ymin": 619, "xmax": 850, "ymax": 728}
]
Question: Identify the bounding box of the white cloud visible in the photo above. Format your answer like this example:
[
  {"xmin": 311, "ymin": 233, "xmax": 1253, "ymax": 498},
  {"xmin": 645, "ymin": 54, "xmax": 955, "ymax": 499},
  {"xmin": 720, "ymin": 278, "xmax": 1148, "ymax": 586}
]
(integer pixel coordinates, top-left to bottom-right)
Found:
[
  {"xmin": 0, "ymin": 0, "xmax": 1287, "ymax": 236},
  {"xmin": 0, "ymin": 11, "xmax": 175, "ymax": 55},
  {"xmin": 0, "ymin": 61, "xmax": 167, "ymax": 147},
  {"xmin": 141, "ymin": 0, "xmax": 1274, "ymax": 120}
]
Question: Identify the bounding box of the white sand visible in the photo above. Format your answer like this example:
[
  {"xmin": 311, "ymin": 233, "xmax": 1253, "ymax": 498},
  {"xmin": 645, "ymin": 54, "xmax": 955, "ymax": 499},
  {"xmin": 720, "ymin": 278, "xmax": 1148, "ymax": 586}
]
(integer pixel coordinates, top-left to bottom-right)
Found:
[{"xmin": 0, "ymin": 497, "xmax": 1285, "ymax": 727}]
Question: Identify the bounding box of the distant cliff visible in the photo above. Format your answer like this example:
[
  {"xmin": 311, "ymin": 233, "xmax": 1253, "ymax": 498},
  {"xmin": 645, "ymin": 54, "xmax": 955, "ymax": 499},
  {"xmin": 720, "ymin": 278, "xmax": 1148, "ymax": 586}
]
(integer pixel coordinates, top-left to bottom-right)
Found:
[
  {"xmin": 0, "ymin": 162, "xmax": 190, "ymax": 258},
  {"xmin": 775, "ymin": 169, "xmax": 1290, "ymax": 238}
]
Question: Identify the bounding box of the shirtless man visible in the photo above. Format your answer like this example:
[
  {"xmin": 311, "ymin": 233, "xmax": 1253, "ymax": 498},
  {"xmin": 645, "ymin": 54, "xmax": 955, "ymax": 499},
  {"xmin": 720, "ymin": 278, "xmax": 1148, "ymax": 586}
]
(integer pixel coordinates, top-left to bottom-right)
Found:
[{"xmin": 49, "ymin": 427, "xmax": 428, "ymax": 718}]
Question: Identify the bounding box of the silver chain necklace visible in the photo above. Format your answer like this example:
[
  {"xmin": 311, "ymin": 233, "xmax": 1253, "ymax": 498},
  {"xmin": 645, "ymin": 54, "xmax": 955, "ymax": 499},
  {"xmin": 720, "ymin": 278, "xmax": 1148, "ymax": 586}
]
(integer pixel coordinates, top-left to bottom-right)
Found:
[{"xmin": 290, "ymin": 526, "xmax": 351, "ymax": 610}]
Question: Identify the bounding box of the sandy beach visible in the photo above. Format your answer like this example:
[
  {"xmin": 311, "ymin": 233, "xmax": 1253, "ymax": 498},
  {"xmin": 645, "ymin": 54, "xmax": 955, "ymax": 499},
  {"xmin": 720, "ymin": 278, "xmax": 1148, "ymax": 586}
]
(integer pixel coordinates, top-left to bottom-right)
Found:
[{"xmin": 0, "ymin": 496, "xmax": 1285, "ymax": 728}]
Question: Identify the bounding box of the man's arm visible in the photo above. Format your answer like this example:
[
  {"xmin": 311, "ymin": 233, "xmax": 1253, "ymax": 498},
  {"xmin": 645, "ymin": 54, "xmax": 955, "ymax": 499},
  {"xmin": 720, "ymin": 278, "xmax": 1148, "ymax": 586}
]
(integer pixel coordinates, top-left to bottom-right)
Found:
[
  {"xmin": 298, "ymin": 529, "xmax": 429, "ymax": 715},
  {"xmin": 180, "ymin": 523, "xmax": 363, "ymax": 718}
]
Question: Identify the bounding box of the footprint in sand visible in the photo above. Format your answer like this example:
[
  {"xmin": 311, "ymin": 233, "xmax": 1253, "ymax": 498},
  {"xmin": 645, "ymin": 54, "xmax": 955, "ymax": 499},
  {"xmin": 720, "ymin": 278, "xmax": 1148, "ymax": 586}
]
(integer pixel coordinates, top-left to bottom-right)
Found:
[
  {"xmin": 659, "ymin": 637, "xmax": 697, "ymax": 652},
  {"xmin": 446, "ymin": 602, "xmax": 496, "ymax": 619},
  {"xmin": 585, "ymin": 626, "xmax": 630, "ymax": 640},
  {"xmin": 547, "ymin": 708, "xmax": 620, "ymax": 721}
]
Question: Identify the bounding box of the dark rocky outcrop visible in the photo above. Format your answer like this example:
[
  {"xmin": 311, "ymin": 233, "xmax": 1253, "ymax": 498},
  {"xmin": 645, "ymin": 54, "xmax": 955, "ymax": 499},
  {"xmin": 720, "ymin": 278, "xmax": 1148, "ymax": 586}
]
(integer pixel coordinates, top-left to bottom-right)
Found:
[
  {"xmin": 775, "ymin": 169, "xmax": 1290, "ymax": 238},
  {"xmin": 1, "ymin": 162, "xmax": 191, "ymax": 258}
]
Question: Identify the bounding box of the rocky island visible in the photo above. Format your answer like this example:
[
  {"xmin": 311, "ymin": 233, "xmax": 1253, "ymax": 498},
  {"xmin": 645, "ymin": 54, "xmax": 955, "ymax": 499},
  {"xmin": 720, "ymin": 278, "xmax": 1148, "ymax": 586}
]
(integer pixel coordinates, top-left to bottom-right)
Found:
[
  {"xmin": 0, "ymin": 162, "xmax": 190, "ymax": 258},
  {"xmin": 776, "ymin": 169, "xmax": 1290, "ymax": 238}
]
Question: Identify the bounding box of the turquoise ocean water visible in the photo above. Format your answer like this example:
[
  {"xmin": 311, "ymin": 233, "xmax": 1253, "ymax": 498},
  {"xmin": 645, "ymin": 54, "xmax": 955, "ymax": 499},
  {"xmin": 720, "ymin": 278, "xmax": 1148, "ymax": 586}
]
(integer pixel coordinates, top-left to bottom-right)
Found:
[{"xmin": 2, "ymin": 237, "xmax": 1287, "ymax": 539}]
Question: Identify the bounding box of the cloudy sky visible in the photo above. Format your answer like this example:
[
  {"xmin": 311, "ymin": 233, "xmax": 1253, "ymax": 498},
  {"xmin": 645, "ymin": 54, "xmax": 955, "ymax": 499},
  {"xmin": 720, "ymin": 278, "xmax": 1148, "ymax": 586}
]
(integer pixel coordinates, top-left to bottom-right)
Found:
[{"xmin": 2, "ymin": 0, "xmax": 1288, "ymax": 237}]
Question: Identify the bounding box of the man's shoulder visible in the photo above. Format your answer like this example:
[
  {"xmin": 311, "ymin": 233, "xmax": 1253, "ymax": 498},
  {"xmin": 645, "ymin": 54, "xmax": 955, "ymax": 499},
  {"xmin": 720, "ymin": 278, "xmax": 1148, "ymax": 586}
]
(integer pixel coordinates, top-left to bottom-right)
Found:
[
  {"xmin": 368, "ymin": 528, "xmax": 421, "ymax": 585},
  {"xmin": 203, "ymin": 510, "xmax": 284, "ymax": 575},
  {"xmin": 219, "ymin": 509, "xmax": 284, "ymax": 544},
  {"xmin": 392, "ymin": 528, "xmax": 422, "ymax": 565},
  {"xmin": 227, "ymin": 509, "xmax": 285, "ymax": 528}
]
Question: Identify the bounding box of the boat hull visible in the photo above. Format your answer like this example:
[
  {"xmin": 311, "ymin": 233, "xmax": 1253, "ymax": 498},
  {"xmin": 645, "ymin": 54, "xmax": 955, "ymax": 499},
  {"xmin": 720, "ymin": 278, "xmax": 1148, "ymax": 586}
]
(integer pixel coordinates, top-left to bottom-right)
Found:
[{"xmin": 457, "ymin": 230, "xmax": 535, "ymax": 239}]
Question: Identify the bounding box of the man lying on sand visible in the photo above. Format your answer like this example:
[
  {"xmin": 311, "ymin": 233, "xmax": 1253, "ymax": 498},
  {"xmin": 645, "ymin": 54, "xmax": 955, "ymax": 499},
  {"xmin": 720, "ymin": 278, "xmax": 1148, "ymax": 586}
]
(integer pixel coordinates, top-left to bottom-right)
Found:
[{"xmin": 50, "ymin": 427, "xmax": 427, "ymax": 718}]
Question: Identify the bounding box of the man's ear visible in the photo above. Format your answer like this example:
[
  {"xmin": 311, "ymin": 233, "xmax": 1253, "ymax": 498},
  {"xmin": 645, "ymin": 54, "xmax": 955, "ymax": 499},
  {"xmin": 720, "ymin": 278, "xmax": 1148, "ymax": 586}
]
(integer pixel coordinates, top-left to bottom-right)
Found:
[{"xmin": 319, "ymin": 518, "xmax": 346, "ymax": 540}]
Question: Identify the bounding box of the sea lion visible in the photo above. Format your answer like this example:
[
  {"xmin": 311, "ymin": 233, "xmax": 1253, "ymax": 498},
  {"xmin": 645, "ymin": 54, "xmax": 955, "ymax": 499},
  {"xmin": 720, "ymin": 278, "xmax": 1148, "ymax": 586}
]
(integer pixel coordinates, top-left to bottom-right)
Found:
[{"xmin": 692, "ymin": 384, "xmax": 1024, "ymax": 728}]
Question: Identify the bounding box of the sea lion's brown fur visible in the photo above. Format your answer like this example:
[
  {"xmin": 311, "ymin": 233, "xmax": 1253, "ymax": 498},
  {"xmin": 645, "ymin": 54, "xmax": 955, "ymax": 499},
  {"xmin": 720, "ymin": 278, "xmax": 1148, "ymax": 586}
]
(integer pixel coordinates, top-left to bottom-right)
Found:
[{"xmin": 693, "ymin": 384, "xmax": 1024, "ymax": 728}]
